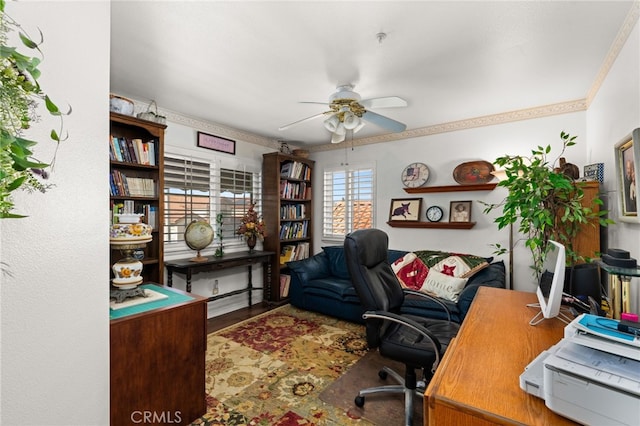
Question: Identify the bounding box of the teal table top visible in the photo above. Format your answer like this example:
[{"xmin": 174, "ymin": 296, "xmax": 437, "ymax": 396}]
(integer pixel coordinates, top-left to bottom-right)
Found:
[{"xmin": 110, "ymin": 283, "xmax": 194, "ymax": 320}]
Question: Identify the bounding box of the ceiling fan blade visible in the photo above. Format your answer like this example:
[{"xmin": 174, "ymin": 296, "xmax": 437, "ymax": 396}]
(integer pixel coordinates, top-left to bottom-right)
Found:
[
  {"xmin": 278, "ymin": 112, "xmax": 328, "ymax": 131},
  {"xmin": 362, "ymin": 110, "xmax": 406, "ymax": 133},
  {"xmin": 360, "ymin": 96, "xmax": 407, "ymax": 109},
  {"xmin": 299, "ymin": 101, "xmax": 329, "ymax": 106}
]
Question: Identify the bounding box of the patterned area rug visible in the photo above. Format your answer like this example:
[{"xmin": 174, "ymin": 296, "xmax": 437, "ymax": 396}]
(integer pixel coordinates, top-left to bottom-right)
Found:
[{"xmin": 191, "ymin": 305, "xmax": 377, "ymax": 425}]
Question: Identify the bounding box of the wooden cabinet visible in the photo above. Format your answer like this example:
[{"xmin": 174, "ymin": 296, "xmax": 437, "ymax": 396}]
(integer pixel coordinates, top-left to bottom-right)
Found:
[
  {"xmin": 262, "ymin": 152, "xmax": 314, "ymax": 302},
  {"xmin": 109, "ymin": 112, "xmax": 166, "ymax": 284},
  {"xmin": 572, "ymin": 181, "xmax": 601, "ymax": 260},
  {"xmin": 110, "ymin": 286, "xmax": 207, "ymax": 425}
]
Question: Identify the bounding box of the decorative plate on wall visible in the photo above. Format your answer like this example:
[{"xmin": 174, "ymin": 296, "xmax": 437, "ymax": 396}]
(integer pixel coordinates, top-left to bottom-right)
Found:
[{"xmin": 452, "ymin": 161, "xmax": 495, "ymax": 185}]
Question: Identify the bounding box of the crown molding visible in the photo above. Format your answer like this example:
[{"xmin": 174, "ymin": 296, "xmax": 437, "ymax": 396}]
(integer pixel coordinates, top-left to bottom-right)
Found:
[
  {"xmin": 309, "ymin": 98, "xmax": 588, "ymax": 153},
  {"xmin": 586, "ymin": 0, "xmax": 640, "ymax": 106}
]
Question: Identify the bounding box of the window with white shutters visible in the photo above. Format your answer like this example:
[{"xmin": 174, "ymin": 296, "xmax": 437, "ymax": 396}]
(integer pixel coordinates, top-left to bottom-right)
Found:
[
  {"xmin": 322, "ymin": 163, "xmax": 375, "ymax": 240},
  {"xmin": 163, "ymin": 152, "xmax": 261, "ymax": 253}
]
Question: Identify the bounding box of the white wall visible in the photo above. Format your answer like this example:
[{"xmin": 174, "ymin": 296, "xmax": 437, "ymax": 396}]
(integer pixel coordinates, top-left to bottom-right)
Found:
[
  {"xmin": 312, "ymin": 112, "xmax": 587, "ymax": 293},
  {"xmin": 586, "ymin": 17, "xmax": 640, "ymax": 313},
  {"xmin": 0, "ymin": 1, "xmax": 110, "ymax": 425}
]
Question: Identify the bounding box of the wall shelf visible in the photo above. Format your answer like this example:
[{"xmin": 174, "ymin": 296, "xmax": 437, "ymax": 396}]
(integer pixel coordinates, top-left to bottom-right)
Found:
[
  {"xmin": 404, "ymin": 183, "xmax": 497, "ymax": 193},
  {"xmin": 387, "ymin": 221, "xmax": 476, "ymax": 229}
]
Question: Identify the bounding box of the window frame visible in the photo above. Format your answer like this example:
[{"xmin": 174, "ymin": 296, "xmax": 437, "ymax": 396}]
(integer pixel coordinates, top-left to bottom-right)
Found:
[{"xmin": 322, "ymin": 161, "xmax": 376, "ymax": 242}]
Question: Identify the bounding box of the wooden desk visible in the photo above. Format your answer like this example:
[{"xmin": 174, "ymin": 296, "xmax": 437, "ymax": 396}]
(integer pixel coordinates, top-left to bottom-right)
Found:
[
  {"xmin": 165, "ymin": 250, "xmax": 275, "ymax": 304},
  {"xmin": 111, "ymin": 285, "xmax": 207, "ymax": 425},
  {"xmin": 424, "ymin": 287, "xmax": 578, "ymax": 425}
]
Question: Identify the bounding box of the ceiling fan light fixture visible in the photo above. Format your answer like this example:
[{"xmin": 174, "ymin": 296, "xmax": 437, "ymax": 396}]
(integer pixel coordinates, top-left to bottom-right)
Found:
[
  {"xmin": 334, "ymin": 122, "xmax": 346, "ymax": 136},
  {"xmin": 353, "ymin": 120, "xmax": 366, "ymax": 133},
  {"xmin": 331, "ymin": 131, "xmax": 346, "ymax": 144},
  {"xmin": 323, "ymin": 114, "xmax": 340, "ymax": 132},
  {"xmin": 343, "ymin": 111, "xmax": 360, "ymax": 130}
]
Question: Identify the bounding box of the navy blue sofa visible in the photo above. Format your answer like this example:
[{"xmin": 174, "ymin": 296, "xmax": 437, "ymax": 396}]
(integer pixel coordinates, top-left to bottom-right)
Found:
[{"xmin": 287, "ymin": 245, "xmax": 506, "ymax": 324}]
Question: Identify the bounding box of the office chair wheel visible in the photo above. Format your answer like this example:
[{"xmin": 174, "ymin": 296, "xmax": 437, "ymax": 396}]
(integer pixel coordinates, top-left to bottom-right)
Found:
[
  {"xmin": 378, "ymin": 369, "xmax": 388, "ymax": 380},
  {"xmin": 355, "ymin": 395, "xmax": 365, "ymax": 407}
]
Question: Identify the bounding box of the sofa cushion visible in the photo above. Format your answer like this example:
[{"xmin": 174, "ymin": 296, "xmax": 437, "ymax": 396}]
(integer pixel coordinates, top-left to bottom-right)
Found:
[
  {"xmin": 401, "ymin": 295, "xmax": 461, "ymax": 322},
  {"xmin": 414, "ymin": 250, "xmax": 492, "ymax": 278},
  {"xmin": 420, "ymin": 268, "xmax": 468, "ymax": 302},
  {"xmin": 287, "ymin": 252, "xmax": 331, "ymax": 281},
  {"xmin": 322, "ymin": 246, "xmax": 351, "ymax": 280}
]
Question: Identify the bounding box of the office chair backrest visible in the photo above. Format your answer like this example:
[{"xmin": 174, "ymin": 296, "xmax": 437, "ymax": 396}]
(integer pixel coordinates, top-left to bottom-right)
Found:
[{"xmin": 345, "ymin": 229, "xmax": 406, "ymax": 346}]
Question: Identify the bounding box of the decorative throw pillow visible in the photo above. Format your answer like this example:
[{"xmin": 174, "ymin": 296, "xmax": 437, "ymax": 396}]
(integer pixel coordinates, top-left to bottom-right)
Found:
[
  {"xmin": 414, "ymin": 250, "xmax": 490, "ymax": 278},
  {"xmin": 420, "ymin": 268, "xmax": 469, "ymax": 302},
  {"xmin": 391, "ymin": 252, "xmax": 429, "ymax": 291}
]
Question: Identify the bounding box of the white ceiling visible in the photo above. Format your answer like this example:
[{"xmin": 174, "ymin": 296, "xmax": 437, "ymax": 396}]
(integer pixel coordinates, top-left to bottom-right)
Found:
[{"xmin": 110, "ymin": 1, "xmax": 636, "ymax": 148}]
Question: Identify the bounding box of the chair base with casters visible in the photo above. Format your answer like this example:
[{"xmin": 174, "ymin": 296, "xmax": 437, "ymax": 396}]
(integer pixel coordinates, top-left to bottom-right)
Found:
[
  {"xmin": 344, "ymin": 229, "xmax": 459, "ymax": 426},
  {"xmin": 354, "ymin": 365, "xmax": 428, "ymax": 417}
]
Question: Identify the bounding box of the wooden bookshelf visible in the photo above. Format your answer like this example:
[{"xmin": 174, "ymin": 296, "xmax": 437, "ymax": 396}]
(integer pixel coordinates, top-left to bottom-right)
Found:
[
  {"xmin": 262, "ymin": 152, "xmax": 314, "ymax": 302},
  {"xmin": 109, "ymin": 112, "xmax": 166, "ymax": 284}
]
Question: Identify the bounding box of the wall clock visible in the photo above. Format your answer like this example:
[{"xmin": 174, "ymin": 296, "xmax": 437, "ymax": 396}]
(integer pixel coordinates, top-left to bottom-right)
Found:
[
  {"xmin": 401, "ymin": 162, "xmax": 430, "ymax": 188},
  {"xmin": 426, "ymin": 205, "xmax": 444, "ymax": 222}
]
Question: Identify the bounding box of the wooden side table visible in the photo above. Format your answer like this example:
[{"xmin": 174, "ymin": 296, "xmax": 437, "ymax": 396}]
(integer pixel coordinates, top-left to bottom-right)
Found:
[{"xmin": 165, "ymin": 250, "xmax": 275, "ymax": 304}]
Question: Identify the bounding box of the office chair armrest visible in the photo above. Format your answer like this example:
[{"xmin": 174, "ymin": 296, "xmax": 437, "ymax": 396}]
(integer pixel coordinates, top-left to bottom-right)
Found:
[
  {"xmin": 402, "ymin": 289, "xmax": 453, "ymax": 322},
  {"xmin": 362, "ymin": 310, "xmax": 443, "ymax": 373}
]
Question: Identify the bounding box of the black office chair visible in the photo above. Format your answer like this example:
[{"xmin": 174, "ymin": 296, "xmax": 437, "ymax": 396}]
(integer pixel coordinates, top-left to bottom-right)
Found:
[{"xmin": 344, "ymin": 229, "xmax": 460, "ymax": 426}]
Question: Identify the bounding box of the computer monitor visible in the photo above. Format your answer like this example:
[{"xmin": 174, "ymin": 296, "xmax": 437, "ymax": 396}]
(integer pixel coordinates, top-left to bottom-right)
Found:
[{"xmin": 529, "ymin": 240, "xmax": 572, "ymax": 326}]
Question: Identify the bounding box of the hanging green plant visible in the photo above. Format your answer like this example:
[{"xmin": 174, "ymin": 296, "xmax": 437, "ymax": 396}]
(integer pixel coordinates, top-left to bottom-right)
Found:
[{"xmin": 0, "ymin": 0, "xmax": 70, "ymax": 218}]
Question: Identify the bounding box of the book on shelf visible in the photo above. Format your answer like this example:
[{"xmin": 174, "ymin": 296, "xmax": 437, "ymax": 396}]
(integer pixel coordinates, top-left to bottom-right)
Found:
[
  {"xmin": 280, "ymin": 274, "xmax": 291, "ymax": 297},
  {"xmin": 279, "ymin": 245, "xmax": 297, "ymax": 265},
  {"xmin": 110, "ymin": 171, "xmax": 156, "ymax": 197},
  {"xmin": 280, "ymin": 181, "xmax": 311, "ymax": 199},
  {"xmin": 110, "ymin": 136, "xmax": 157, "ymax": 166},
  {"xmin": 280, "ymin": 161, "xmax": 311, "ymax": 181},
  {"xmin": 280, "ymin": 203, "xmax": 306, "ymax": 220}
]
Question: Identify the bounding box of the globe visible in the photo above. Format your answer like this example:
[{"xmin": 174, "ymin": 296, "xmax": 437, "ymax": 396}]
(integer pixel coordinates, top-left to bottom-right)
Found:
[{"xmin": 184, "ymin": 220, "xmax": 214, "ymax": 262}]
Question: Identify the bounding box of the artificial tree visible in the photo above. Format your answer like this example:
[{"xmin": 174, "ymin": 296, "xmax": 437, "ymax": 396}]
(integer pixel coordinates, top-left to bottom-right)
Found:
[{"xmin": 483, "ymin": 131, "xmax": 613, "ymax": 279}]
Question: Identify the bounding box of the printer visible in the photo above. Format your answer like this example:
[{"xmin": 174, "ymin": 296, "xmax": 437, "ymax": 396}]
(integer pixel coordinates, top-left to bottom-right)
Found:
[{"xmin": 520, "ymin": 314, "xmax": 640, "ymax": 425}]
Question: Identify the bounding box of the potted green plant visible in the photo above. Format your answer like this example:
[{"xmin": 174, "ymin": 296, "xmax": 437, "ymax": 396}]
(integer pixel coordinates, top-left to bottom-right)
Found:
[
  {"xmin": 483, "ymin": 131, "xmax": 613, "ymax": 280},
  {"xmin": 0, "ymin": 1, "xmax": 70, "ymax": 218}
]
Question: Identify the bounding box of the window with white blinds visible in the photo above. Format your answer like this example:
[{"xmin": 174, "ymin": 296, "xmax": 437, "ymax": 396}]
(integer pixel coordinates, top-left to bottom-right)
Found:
[
  {"xmin": 322, "ymin": 163, "xmax": 375, "ymax": 240},
  {"xmin": 164, "ymin": 152, "xmax": 261, "ymax": 252}
]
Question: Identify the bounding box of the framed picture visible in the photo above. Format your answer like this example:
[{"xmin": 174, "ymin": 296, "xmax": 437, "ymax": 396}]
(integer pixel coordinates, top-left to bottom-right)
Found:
[
  {"xmin": 197, "ymin": 131, "xmax": 236, "ymax": 155},
  {"xmin": 389, "ymin": 198, "xmax": 422, "ymax": 222},
  {"xmin": 449, "ymin": 200, "xmax": 472, "ymax": 223},
  {"xmin": 615, "ymin": 128, "xmax": 640, "ymax": 222}
]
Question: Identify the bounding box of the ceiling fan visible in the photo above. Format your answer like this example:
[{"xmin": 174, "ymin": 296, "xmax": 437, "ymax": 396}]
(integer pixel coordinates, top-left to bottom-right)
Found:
[{"xmin": 278, "ymin": 84, "xmax": 408, "ymax": 144}]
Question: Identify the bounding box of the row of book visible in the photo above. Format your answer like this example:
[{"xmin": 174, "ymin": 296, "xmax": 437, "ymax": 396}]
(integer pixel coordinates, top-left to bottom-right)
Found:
[
  {"xmin": 280, "ymin": 203, "xmax": 307, "ymax": 220},
  {"xmin": 279, "ymin": 220, "xmax": 309, "ymax": 240},
  {"xmin": 110, "ymin": 201, "xmax": 157, "ymax": 229},
  {"xmin": 110, "ymin": 170, "xmax": 157, "ymax": 197},
  {"xmin": 279, "ymin": 241, "xmax": 310, "ymax": 265},
  {"xmin": 110, "ymin": 136, "xmax": 157, "ymax": 166},
  {"xmin": 280, "ymin": 161, "xmax": 311, "ymax": 181},
  {"xmin": 280, "ymin": 181, "xmax": 311, "ymax": 199}
]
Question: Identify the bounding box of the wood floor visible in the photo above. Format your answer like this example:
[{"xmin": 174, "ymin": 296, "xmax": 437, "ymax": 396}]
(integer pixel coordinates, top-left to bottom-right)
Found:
[{"xmin": 206, "ymin": 301, "xmax": 277, "ymax": 334}]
